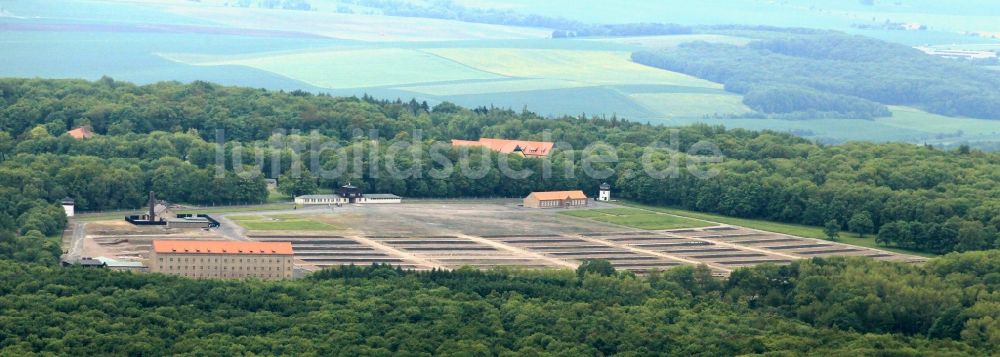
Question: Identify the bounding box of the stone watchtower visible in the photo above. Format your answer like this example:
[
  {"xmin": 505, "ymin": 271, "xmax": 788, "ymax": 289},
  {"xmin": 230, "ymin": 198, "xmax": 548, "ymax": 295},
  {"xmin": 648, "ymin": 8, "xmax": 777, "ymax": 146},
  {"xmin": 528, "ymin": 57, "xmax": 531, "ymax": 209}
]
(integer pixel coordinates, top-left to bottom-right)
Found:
[{"xmin": 598, "ymin": 183, "xmax": 611, "ymax": 202}]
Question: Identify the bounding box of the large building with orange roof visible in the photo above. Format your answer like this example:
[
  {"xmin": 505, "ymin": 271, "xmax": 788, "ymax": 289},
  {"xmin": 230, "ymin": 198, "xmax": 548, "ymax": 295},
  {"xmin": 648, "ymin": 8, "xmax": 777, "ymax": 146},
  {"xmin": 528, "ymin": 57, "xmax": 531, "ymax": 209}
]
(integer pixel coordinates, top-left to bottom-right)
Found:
[
  {"xmin": 451, "ymin": 138, "xmax": 554, "ymax": 157},
  {"xmin": 66, "ymin": 126, "xmax": 94, "ymax": 139},
  {"xmin": 524, "ymin": 191, "xmax": 589, "ymax": 209},
  {"xmin": 149, "ymin": 240, "xmax": 294, "ymax": 280}
]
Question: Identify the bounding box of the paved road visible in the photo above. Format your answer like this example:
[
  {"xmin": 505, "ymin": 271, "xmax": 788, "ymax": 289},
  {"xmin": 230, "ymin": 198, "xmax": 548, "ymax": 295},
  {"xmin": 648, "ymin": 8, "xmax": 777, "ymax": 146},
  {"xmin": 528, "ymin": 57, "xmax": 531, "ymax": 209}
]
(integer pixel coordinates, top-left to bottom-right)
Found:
[{"xmin": 64, "ymin": 221, "xmax": 86, "ymax": 260}]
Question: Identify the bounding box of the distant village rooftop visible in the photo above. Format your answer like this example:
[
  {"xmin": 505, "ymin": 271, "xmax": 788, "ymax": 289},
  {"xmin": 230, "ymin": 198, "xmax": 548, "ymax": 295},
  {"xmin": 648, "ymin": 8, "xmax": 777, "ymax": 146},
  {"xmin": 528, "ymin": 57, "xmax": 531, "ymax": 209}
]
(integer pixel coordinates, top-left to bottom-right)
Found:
[
  {"xmin": 451, "ymin": 138, "xmax": 554, "ymax": 157},
  {"xmin": 66, "ymin": 126, "xmax": 94, "ymax": 139}
]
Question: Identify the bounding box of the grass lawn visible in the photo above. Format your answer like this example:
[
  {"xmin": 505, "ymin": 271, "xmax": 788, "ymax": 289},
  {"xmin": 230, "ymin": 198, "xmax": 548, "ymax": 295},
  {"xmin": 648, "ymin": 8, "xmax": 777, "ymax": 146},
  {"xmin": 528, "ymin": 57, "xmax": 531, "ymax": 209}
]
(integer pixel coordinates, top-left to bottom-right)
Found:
[
  {"xmin": 267, "ymin": 189, "xmax": 291, "ymax": 203},
  {"xmin": 561, "ymin": 207, "xmax": 713, "ymax": 230},
  {"xmin": 229, "ymin": 214, "xmax": 338, "ymax": 231},
  {"xmin": 620, "ymin": 202, "xmax": 938, "ymax": 258}
]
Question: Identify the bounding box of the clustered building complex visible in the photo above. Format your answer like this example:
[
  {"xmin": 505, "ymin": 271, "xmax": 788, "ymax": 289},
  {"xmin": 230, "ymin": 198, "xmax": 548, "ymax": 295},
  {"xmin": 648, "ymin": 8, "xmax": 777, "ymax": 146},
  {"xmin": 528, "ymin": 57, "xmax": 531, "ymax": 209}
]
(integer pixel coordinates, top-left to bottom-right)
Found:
[{"xmin": 149, "ymin": 240, "xmax": 294, "ymax": 280}]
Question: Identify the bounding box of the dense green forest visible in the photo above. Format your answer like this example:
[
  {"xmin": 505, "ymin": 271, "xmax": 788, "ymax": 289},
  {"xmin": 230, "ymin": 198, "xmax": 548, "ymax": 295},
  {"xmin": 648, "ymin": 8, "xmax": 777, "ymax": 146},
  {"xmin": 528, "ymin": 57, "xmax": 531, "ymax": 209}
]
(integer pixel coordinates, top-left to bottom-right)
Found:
[
  {"xmin": 2, "ymin": 78, "xmax": 1000, "ymax": 255},
  {"xmin": 0, "ymin": 253, "xmax": 997, "ymax": 355},
  {"xmin": 632, "ymin": 34, "xmax": 1000, "ymax": 119}
]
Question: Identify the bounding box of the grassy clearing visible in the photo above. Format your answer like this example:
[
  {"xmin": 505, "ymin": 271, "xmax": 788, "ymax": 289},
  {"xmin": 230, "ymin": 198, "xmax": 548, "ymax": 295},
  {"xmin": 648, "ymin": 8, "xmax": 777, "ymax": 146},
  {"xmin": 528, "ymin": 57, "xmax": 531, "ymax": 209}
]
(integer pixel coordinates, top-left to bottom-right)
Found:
[
  {"xmin": 229, "ymin": 214, "xmax": 338, "ymax": 231},
  {"xmin": 620, "ymin": 202, "xmax": 938, "ymax": 258},
  {"xmin": 629, "ymin": 92, "xmax": 753, "ymax": 118},
  {"xmin": 877, "ymin": 106, "xmax": 1000, "ymax": 138},
  {"xmin": 168, "ymin": 48, "xmax": 503, "ymax": 89},
  {"xmin": 228, "ymin": 215, "xmax": 265, "ymax": 222},
  {"xmin": 424, "ymin": 48, "xmax": 723, "ymax": 87},
  {"xmin": 649, "ymin": 106, "xmax": 1000, "ymax": 144},
  {"xmin": 267, "ymin": 189, "xmax": 291, "ymax": 203},
  {"xmin": 561, "ymin": 207, "xmax": 712, "ymax": 230}
]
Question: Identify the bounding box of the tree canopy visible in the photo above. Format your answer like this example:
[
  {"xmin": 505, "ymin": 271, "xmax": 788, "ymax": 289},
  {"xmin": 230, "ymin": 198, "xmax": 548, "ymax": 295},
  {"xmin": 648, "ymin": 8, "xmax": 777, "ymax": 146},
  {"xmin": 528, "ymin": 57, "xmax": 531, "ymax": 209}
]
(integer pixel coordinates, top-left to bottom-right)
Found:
[
  {"xmin": 0, "ymin": 255, "xmax": 997, "ymax": 355},
  {"xmin": 633, "ymin": 34, "xmax": 1000, "ymax": 119}
]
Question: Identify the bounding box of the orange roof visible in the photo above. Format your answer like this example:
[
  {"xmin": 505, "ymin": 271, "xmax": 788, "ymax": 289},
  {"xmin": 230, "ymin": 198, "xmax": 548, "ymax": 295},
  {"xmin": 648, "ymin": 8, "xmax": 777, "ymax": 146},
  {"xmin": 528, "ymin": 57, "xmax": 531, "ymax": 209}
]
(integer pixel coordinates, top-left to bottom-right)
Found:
[
  {"xmin": 152, "ymin": 240, "xmax": 293, "ymax": 255},
  {"xmin": 528, "ymin": 191, "xmax": 588, "ymax": 200},
  {"xmin": 451, "ymin": 138, "xmax": 554, "ymax": 157},
  {"xmin": 66, "ymin": 127, "xmax": 94, "ymax": 139}
]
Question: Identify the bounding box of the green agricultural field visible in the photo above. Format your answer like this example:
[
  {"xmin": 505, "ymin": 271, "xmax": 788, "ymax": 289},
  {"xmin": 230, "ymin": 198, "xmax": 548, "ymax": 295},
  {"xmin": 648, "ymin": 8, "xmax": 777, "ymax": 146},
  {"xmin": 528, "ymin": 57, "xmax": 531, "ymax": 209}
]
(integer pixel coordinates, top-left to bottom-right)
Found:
[
  {"xmin": 446, "ymin": 85, "xmax": 659, "ymax": 119},
  {"xmin": 164, "ymin": 48, "xmax": 504, "ymax": 89},
  {"xmin": 648, "ymin": 106, "xmax": 1000, "ymax": 144},
  {"xmin": 424, "ymin": 48, "xmax": 723, "ymax": 87},
  {"xmin": 629, "ymin": 92, "xmax": 753, "ymax": 118},
  {"xmin": 877, "ymin": 106, "xmax": 1000, "ymax": 137},
  {"xmin": 229, "ymin": 214, "xmax": 338, "ymax": 231},
  {"xmin": 561, "ymin": 208, "xmax": 712, "ymax": 230}
]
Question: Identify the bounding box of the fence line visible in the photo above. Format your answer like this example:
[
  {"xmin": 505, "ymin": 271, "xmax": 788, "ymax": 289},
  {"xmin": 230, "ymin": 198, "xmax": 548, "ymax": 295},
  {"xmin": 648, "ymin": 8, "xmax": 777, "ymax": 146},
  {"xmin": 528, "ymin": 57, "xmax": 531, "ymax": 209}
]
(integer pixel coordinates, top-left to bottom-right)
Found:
[{"xmin": 73, "ymin": 197, "xmax": 526, "ymax": 217}]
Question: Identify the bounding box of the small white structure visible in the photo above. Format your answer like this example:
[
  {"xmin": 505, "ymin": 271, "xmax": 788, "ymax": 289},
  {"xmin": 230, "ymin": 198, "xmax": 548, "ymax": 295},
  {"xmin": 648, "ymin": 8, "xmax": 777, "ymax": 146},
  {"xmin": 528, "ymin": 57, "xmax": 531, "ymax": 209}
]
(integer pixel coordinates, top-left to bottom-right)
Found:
[
  {"xmin": 295, "ymin": 193, "xmax": 402, "ymax": 205},
  {"xmin": 363, "ymin": 194, "xmax": 403, "ymax": 204},
  {"xmin": 295, "ymin": 194, "xmax": 349, "ymax": 205},
  {"xmin": 93, "ymin": 257, "xmax": 146, "ymax": 272},
  {"xmin": 61, "ymin": 197, "xmax": 75, "ymax": 217},
  {"xmin": 598, "ymin": 183, "xmax": 611, "ymax": 202}
]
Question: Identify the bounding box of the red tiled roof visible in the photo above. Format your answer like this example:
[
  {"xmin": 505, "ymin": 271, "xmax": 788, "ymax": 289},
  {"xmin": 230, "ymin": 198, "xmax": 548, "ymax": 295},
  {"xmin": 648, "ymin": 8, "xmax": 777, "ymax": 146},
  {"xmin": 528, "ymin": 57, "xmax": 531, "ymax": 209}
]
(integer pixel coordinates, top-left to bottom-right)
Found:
[
  {"xmin": 152, "ymin": 240, "xmax": 293, "ymax": 255},
  {"xmin": 528, "ymin": 191, "xmax": 588, "ymax": 200},
  {"xmin": 451, "ymin": 138, "xmax": 554, "ymax": 157},
  {"xmin": 66, "ymin": 127, "xmax": 94, "ymax": 139}
]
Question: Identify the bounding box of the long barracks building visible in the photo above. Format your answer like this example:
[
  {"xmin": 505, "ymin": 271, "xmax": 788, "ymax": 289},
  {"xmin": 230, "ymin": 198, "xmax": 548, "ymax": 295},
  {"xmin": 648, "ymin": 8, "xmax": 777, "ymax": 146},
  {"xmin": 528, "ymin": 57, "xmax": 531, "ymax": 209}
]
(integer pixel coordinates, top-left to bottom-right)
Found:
[{"xmin": 149, "ymin": 240, "xmax": 294, "ymax": 280}]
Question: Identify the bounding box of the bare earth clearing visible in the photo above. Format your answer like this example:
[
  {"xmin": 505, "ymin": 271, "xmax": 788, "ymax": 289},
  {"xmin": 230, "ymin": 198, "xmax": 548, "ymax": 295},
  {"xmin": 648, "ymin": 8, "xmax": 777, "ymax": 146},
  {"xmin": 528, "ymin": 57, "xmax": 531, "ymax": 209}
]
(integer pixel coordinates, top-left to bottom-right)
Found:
[{"xmin": 72, "ymin": 201, "xmax": 925, "ymax": 276}]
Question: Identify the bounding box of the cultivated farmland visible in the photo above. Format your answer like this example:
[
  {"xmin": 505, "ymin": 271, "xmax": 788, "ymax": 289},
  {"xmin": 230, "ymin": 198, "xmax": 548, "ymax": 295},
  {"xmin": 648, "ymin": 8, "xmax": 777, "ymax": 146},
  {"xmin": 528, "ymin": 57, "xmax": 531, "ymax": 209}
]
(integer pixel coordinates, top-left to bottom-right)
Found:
[
  {"xmin": 8, "ymin": 0, "xmax": 1000, "ymax": 145},
  {"xmin": 629, "ymin": 92, "xmax": 753, "ymax": 118},
  {"xmin": 423, "ymin": 48, "xmax": 722, "ymax": 87},
  {"xmin": 163, "ymin": 48, "xmax": 504, "ymax": 89}
]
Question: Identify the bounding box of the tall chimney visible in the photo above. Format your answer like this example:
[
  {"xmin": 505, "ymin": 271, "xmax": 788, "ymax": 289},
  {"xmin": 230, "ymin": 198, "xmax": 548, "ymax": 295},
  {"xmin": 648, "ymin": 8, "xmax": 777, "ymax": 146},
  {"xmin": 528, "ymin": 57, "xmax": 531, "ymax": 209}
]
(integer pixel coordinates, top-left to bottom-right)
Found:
[{"xmin": 148, "ymin": 191, "xmax": 156, "ymax": 222}]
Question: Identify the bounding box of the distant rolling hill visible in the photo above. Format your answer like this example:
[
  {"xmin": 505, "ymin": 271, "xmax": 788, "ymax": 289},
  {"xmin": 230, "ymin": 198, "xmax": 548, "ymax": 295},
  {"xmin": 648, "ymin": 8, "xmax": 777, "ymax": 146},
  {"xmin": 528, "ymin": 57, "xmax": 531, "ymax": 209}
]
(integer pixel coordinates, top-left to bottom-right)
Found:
[{"xmin": 3, "ymin": 0, "xmax": 1000, "ymax": 147}]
